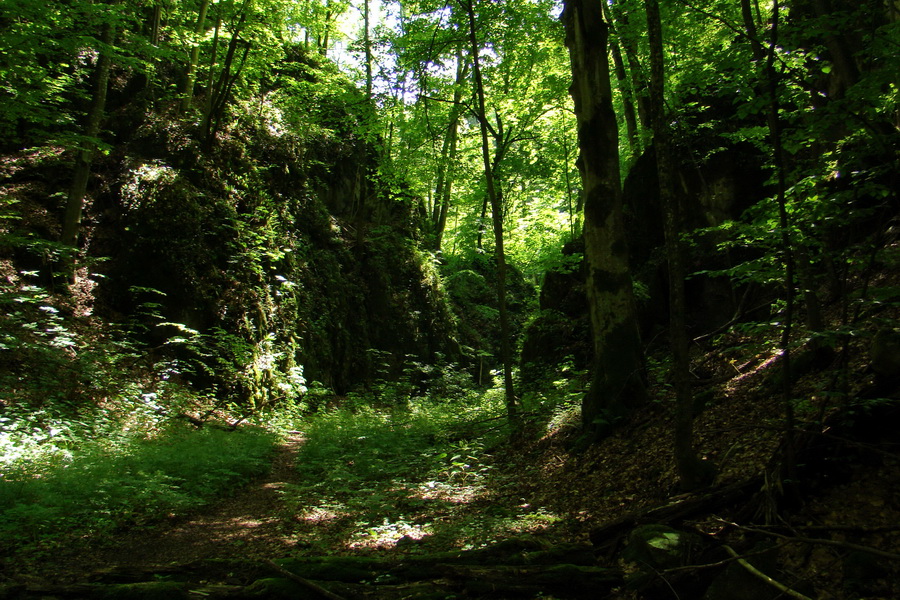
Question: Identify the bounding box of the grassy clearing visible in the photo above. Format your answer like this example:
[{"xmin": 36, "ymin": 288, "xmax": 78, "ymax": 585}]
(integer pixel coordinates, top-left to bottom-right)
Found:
[
  {"xmin": 283, "ymin": 378, "xmax": 583, "ymax": 553},
  {"xmin": 0, "ymin": 414, "xmax": 278, "ymax": 557},
  {"xmin": 0, "ymin": 362, "xmax": 585, "ymax": 563}
]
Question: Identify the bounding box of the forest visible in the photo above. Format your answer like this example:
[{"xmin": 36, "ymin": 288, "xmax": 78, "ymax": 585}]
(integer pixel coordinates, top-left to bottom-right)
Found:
[{"xmin": 0, "ymin": 0, "xmax": 898, "ymax": 597}]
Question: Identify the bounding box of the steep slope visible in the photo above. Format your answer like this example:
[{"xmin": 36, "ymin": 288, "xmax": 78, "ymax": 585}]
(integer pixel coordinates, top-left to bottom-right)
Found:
[{"xmin": 0, "ymin": 47, "xmax": 459, "ymax": 407}]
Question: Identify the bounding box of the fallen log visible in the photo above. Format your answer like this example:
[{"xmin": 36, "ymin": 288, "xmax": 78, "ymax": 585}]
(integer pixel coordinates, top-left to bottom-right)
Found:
[
  {"xmin": 271, "ymin": 552, "xmax": 622, "ymax": 599},
  {"xmin": 15, "ymin": 581, "xmax": 192, "ymax": 598},
  {"xmin": 13, "ymin": 542, "xmax": 619, "ymax": 599},
  {"xmin": 439, "ymin": 563, "xmax": 622, "ymax": 598},
  {"xmin": 265, "ymin": 559, "xmax": 347, "ymax": 600},
  {"xmin": 271, "ymin": 540, "xmax": 599, "ymax": 585}
]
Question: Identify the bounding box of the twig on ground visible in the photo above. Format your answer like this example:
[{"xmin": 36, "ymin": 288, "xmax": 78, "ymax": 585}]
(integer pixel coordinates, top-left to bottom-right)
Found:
[
  {"xmin": 722, "ymin": 545, "xmax": 812, "ymax": 600},
  {"xmin": 718, "ymin": 520, "xmax": 900, "ymax": 560},
  {"xmin": 663, "ymin": 541, "xmax": 790, "ymax": 574}
]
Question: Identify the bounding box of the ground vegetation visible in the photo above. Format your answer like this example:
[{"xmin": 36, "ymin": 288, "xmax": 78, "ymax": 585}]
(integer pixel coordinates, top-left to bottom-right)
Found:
[{"xmin": 0, "ymin": 0, "xmax": 898, "ymax": 597}]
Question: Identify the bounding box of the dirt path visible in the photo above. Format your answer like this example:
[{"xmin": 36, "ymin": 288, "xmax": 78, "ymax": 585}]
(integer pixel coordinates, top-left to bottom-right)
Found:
[{"xmin": 44, "ymin": 434, "xmax": 307, "ymax": 583}]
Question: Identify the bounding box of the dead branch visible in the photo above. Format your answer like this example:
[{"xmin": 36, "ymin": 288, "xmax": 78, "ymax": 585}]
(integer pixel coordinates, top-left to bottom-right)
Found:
[
  {"xmin": 718, "ymin": 521, "xmax": 900, "ymax": 560},
  {"xmin": 662, "ymin": 541, "xmax": 791, "ymax": 574},
  {"xmin": 722, "ymin": 545, "xmax": 812, "ymax": 600}
]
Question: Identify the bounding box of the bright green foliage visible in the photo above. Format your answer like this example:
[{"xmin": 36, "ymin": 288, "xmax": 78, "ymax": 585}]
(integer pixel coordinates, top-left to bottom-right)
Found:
[
  {"xmin": 0, "ymin": 0, "xmax": 85, "ymax": 140},
  {"xmin": 0, "ymin": 271, "xmax": 181, "ymax": 418},
  {"xmin": 0, "ymin": 0, "xmax": 897, "ymax": 567},
  {"xmin": 678, "ymin": 1, "xmax": 898, "ymax": 322},
  {"xmin": 370, "ymin": 0, "xmax": 578, "ymax": 274},
  {"xmin": 295, "ymin": 393, "xmax": 505, "ymax": 484}
]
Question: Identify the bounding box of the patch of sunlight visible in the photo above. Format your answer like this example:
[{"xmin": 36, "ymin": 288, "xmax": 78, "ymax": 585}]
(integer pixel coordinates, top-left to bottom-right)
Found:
[
  {"xmin": 416, "ymin": 479, "xmax": 485, "ymax": 504},
  {"xmin": 296, "ymin": 506, "xmax": 343, "ymax": 523},
  {"xmin": 347, "ymin": 517, "xmax": 429, "ymax": 550},
  {"xmin": 122, "ymin": 160, "xmax": 177, "ymax": 211},
  {"xmin": 513, "ymin": 508, "xmax": 563, "ymax": 533},
  {"xmin": 457, "ymin": 508, "xmax": 564, "ymax": 551},
  {"xmin": 503, "ymin": 507, "xmax": 563, "ymax": 534},
  {"xmin": 243, "ymin": 98, "xmax": 287, "ymax": 137},
  {"xmin": 201, "ymin": 517, "xmax": 277, "ymax": 543},
  {"xmin": 544, "ymin": 403, "xmax": 581, "ymax": 439},
  {"xmin": 224, "ymin": 516, "xmax": 274, "ymax": 528},
  {"xmin": 726, "ymin": 349, "xmax": 783, "ymax": 391}
]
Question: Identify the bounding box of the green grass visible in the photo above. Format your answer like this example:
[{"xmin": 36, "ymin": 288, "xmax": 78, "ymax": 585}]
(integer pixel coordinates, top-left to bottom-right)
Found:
[
  {"xmin": 282, "ymin": 385, "xmax": 567, "ymax": 551},
  {"xmin": 0, "ymin": 421, "xmax": 279, "ymax": 555},
  {"xmin": 0, "ymin": 365, "xmax": 581, "ymax": 559},
  {"xmin": 294, "ymin": 391, "xmax": 507, "ymax": 486}
]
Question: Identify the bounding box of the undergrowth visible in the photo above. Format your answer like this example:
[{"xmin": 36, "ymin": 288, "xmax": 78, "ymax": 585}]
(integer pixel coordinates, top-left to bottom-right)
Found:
[
  {"xmin": 288, "ymin": 362, "xmax": 587, "ymax": 500},
  {"xmin": 0, "ymin": 264, "xmax": 283, "ymax": 559},
  {"xmin": 0, "ymin": 419, "xmax": 278, "ymax": 557},
  {"xmin": 294, "ymin": 391, "xmax": 507, "ymax": 485},
  {"xmin": 281, "ymin": 374, "xmax": 580, "ymax": 552}
]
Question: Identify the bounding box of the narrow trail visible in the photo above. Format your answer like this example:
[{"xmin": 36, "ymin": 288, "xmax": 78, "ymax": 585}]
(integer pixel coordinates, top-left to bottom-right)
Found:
[{"xmin": 48, "ymin": 434, "xmax": 307, "ymax": 582}]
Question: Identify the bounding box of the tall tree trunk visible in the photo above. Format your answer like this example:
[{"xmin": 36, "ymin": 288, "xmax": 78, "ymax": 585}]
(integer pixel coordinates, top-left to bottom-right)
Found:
[
  {"xmin": 464, "ymin": 0, "xmax": 517, "ymax": 423},
  {"xmin": 203, "ymin": 6, "xmax": 250, "ymax": 145},
  {"xmin": 610, "ymin": 4, "xmax": 649, "ymax": 135},
  {"xmin": 602, "ymin": 1, "xmax": 640, "ymax": 156},
  {"xmin": 149, "ymin": 2, "xmax": 161, "ymax": 45},
  {"xmin": 433, "ymin": 124, "xmax": 460, "ymax": 253},
  {"xmin": 610, "ymin": 38, "xmax": 640, "ymax": 157},
  {"xmin": 321, "ymin": 8, "xmax": 332, "ymax": 55},
  {"xmin": 808, "ymin": 0, "xmax": 859, "ymax": 99},
  {"xmin": 431, "ymin": 50, "xmax": 467, "ymax": 252},
  {"xmin": 741, "ymin": 0, "xmax": 798, "ymax": 501},
  {"xmin": 766, "ymin": 0, "xmax": 797, "ymax": 488},
  {"xmin": 181, "ymin": 0, "xmax": 211, "ymax": 112},
  {"xmin": 563, "ymin": 0, "xmax": 646, "ymax": 438},
  {"xmin": 207, "ymin": 40, "xmax": 251, "ymax": 144},
  {"xmin": 644, "ymin": 0, "xmax": 715, "ymax": 490},
  {"xmin": 476, "ymin": 196, "xmax": 489, "ymax": 251},
  {"xmin": 204, "ymin": 12, "xmax": 222, "ymax": 119},
  {"xmin": 562, "ymin": 136, "xmax": 577, "ymax": 240},
  {"xmin": 795, "ymin": 248, "xmax": 825, "ymax": 332},
  {"xmin": 61, "ymin": 5, "xmax": 117, "ymax": 253},
  {"xmin": 363, "ymin": 0, "xmax": 373, "ymax": 98}
]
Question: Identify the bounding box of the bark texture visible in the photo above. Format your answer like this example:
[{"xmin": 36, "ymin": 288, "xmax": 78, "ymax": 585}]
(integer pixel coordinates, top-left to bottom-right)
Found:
[{"xmin": 563, "ymin": 0, "xmax": 646, "ymax": 436}]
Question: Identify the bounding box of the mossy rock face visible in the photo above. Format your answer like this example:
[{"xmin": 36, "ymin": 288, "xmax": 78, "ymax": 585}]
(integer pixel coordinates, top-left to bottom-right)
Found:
[
  {"xmin": 621, "ymin": 524, "xmax": 703, "ymax": 571},
  {"xmin": 520, "ymin": 309, "xmax": 586, "ymax": 384},
  {"xmin": 85, "ymin": 80, "xmax": 463, "ymax": 400},
  {"xmin": 514, "ymin": 544, "xmax": 597, "ymax": 566},
  {"xmin": 244, "ymin": 577, "xmax": 314, "ymax": 599},
  {"xmin": 99, "ymin": 581, "xmax": 189, "ymax": 600},
  {"xmin": 530, "ymin": 564, "xmax": 617, "ymax": 590},
  {"xmin": 468, "ymin": 536, "xmax": 549, "ymax": 558}
]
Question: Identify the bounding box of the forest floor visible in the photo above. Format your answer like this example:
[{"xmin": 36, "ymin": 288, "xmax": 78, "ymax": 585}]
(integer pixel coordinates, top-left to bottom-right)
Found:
[
  {"xmin": 7, "ymin": 318, "xmax": 900, "ymax": 600},
  {"xmin": 37, "ymin": 433, "xmax": 311, "ymax": 580},
  {"xmin": 9, "ymin": 338, "xmax": 900, "ymax": 599}
]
